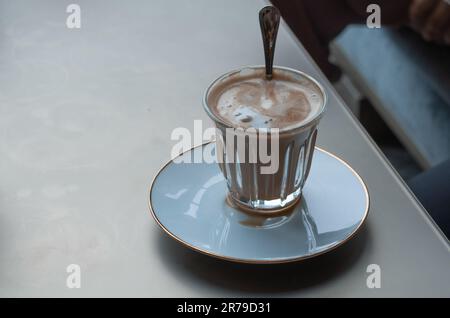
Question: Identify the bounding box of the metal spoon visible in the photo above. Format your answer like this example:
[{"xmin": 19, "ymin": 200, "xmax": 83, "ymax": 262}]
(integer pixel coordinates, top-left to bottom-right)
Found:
[{"xmin": 259, "ymin": 6, "xmax": 281, "ymax": 80}]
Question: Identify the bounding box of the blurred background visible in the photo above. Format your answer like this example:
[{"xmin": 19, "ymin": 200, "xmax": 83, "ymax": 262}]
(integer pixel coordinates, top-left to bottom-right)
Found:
[{"xmin": 272, "ymin": 0, "xmax": 450, "ymax": 238}]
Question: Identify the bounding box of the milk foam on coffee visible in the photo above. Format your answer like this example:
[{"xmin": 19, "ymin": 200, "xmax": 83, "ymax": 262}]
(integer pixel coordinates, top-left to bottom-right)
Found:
[{"xmin": 207, "ymin": 68, "xmax": 323, "ymax": 130}]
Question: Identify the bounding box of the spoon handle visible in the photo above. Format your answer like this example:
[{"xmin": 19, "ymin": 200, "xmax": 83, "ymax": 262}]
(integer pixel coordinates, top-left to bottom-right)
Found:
[{"xmin": 259, "ymin": 6, "xmax": 281, "ymax": 80}]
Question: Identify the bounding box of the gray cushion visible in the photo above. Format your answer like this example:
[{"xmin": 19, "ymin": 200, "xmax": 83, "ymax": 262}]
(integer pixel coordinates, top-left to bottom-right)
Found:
[{"xmin": 334, "ymin": 26, "xmax": 450, "ymax": 167}]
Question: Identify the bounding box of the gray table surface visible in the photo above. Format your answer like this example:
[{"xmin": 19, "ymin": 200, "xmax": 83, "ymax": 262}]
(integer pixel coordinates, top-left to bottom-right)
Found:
[{"xmin": 0, "ymin": 0, "xmax": 448, "ymax": 297}]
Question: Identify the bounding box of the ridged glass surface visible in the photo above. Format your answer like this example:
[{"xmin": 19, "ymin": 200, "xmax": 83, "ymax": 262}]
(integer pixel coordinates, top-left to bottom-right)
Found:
[{"xmin": 216, "ymin": 126, "xmax": 318, "ymax": 211}]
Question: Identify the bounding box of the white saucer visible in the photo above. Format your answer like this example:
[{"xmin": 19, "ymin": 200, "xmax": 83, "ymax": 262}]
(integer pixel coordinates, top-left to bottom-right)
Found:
[{"xmin": 149, "ymin": 143, "xmax": 369, "ymax": 264}]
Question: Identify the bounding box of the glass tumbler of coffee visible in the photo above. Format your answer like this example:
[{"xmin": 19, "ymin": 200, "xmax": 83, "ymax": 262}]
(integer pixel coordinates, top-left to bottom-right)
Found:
[{"xmin": 203, "ymin": 66, "xmax": 327, "ymax": 213}]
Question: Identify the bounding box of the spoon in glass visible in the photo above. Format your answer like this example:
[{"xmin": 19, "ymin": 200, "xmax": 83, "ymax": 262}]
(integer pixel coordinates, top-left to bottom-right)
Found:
[{"xmin": 259, "ymin": 6, "xmax": 281, "ymax": 80}]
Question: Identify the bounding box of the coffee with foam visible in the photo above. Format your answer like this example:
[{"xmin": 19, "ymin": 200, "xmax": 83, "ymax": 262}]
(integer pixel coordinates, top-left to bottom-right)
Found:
[
  {"xmin": 204, "ymin": 66, "xmax": 326, "ymax": 212},
  {"xmin": 207, "ymin": 68, "xmax": 323, "ymax": 130}
]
